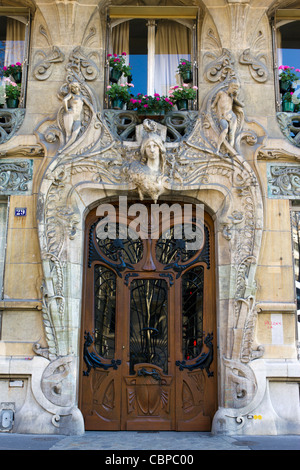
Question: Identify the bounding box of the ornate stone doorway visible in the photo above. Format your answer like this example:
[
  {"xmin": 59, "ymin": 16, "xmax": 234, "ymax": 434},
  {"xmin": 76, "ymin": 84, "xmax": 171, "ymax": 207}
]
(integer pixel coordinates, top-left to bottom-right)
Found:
[{"xmin": 79, "ymin": 203, "xmax": 217, "ymax": 431}]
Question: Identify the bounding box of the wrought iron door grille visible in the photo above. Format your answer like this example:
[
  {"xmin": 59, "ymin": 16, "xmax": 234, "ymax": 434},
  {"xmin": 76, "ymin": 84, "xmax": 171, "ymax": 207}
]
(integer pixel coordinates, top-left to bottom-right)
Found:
[
  {"xmin": 94, "ymin": 265, "xmax": 117, "ymax": 359},
  {"xmin": 130, "ymin": 279, "xmax": 168, "ymax": 374},
  {"xmin": 182, "ymin": 265, "xmax": 204, "ymax": 361}
]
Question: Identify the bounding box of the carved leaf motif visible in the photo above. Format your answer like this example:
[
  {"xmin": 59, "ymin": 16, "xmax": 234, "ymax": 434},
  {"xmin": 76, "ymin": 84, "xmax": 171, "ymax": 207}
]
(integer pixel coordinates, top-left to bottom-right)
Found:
[
  {"xmin": 182, "ymin": 381, "xmax": 194, "ymax": 413},
  {"xmin": 102, "ymin": 380, "xmax": 115, "ymax": 411}
]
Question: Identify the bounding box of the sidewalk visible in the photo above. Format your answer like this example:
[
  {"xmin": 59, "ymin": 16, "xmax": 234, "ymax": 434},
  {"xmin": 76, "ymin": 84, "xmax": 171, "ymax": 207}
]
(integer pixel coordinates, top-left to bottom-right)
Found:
[{"xmin": 0, "ymin": 431, "xmax": 299, "ymax": 451}]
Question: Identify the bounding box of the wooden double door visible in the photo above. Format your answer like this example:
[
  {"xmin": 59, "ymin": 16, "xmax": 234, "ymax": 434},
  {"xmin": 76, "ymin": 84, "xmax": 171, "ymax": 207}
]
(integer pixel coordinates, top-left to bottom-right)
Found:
[{"xmin": 79, "ymin": 203, "xmax": 217, "ymax": 431}]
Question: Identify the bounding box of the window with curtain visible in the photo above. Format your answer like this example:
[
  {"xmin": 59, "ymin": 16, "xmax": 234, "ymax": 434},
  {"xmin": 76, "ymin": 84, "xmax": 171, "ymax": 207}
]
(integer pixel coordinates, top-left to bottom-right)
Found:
[
  {"xmin": 0, "ymin": 7, "xmax": 30, "ymax": 108},
  {"xmin": 273, "ymin": 4, "xmax": 300, "ymax": 110},
  {"xmin": 0, "ymin": 16, "xmax": 26, "ymax": 77},
  {"xmin": 111, "ymin": 18, "xmax": 193, "ymax": 96}
]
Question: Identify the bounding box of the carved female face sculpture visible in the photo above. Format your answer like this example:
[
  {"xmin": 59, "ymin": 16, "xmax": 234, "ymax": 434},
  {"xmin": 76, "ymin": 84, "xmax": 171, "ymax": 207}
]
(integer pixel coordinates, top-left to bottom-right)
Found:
[
  {"xmin": 140, "ymin": 135, "xmax": 166, "ymax": 174},
  {"xmin": 145, "ymin": 140, "xmax": 160, "ymax": 163}
]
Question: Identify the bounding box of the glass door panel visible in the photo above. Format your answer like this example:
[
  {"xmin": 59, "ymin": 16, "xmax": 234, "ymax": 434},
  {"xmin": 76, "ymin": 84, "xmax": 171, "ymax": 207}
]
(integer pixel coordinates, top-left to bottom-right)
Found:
[{"xmin": 130, "ymin": 278, "xmax": 168, "ymax": 374}]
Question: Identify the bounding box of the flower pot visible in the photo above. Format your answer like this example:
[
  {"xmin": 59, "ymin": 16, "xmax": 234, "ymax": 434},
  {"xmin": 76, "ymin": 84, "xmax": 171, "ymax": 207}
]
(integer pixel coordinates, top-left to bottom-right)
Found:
[
  {"xmin": 282, "ymin": 101, "xmax": 295, "ymax": 112},
  {"xmin": 111, "ymin": 98, "xmax": 124, "ymax": 109},
  {"xmin": 6, "ymin": 98, "xmax": 19, "ymax": 108},
  {"xmin": 126, "ymin": 74, "xmax": 133, "ymax": 83},
  {"xmin": 176, "ymin": 99, "xmax": 189, "ymax": 111},
  {"xmin": 181, "ymin": 71, "xmax": 192, "ymax": 84},
  {"xmin": 12, "ymin": 72, "xmax": 22, "ymax": 84},
  {"xmin": 109, "ymin": 68, "xmax": 122, "ymax": 83},
  {"xmin": 280, "ymin": 80, "xmax": 292, "ymax": 94}
]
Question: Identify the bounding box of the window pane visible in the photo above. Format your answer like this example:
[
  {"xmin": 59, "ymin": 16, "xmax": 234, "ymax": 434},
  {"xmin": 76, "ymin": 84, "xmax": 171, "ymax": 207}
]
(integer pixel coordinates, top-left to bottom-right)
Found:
[
  {"xmin": 278, "ymin": 20, "xmax": 300, "ymax": 70},
  {"xmin": 130, "ymin": 279, "xmax": 168, "ymax": 374},
  {"xmin": 129, "ymin": 19, "xmax": 148, "ymax": 95},
  {"xmin": 0, "ymin": 16, "xmax": 25, "ymax": 77},
  {"xmin": 182, "ymin": 266, "xmax": 204, "ymax": 361},
  {"xmin": 155, "ymin": 19, "xmax": 191, "ymax": 95},
  {"xmin": 111, "ymin": 18, "xmax": 192, "ymax": 96},
  {"xmin": 94, "ymin": 266, "xmax": 116, "ymax": 359}
]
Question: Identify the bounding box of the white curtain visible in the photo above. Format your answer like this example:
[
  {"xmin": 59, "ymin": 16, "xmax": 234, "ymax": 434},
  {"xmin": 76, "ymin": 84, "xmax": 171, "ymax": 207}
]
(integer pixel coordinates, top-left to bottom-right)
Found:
[
  {"xmin": 4, "ymin": 17, "xmax": 26, "ymax": 67},
  {"xmin": 111, "ymin": 19, "xmax": 192, "ymax": 95},
  {"xmin": 112, "ymin": 21, "xmax": 130, "ymax": 55},
  {"xmin": 155, "ymin": 20, "xmax": 191, "ymax": 95}
]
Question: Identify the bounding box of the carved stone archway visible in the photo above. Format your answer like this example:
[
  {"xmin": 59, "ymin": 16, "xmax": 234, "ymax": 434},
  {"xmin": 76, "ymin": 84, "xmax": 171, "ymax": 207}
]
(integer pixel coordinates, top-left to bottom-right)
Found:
[{"xmin": 33, "ymin": 45, "xmax": 266, "ymax": 435}]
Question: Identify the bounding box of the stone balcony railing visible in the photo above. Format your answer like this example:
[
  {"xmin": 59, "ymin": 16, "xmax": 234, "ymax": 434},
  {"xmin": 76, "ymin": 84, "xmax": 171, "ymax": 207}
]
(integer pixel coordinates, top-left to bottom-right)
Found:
[
  {"xmin": 103, "ymin": 109, "xmax": 198, "ymax": 143},
  {"xmin": 0, "ymin": 108, "xmax": 26, "ymax": 145},
  {"xmin": 276, "ymin": 112, "xmax": 300, "ymax": 148}
]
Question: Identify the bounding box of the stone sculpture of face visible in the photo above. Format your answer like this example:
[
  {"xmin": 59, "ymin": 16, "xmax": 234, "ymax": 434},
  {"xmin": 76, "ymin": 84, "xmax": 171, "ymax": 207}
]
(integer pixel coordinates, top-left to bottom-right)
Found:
[{"xmin": 145, "ymin": 140, "xmax": 160, "ymax": 163}]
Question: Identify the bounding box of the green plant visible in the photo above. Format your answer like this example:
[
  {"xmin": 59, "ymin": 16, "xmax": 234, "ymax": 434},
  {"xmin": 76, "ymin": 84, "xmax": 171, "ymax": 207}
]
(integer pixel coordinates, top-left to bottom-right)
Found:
[
  {"xmin": 106, "ymin": 82, "xmax": 133, "ymax": 102},
  {"xmin": 3, "ymin": 62, "xmax": 22, "ymax": 78},
  {"xmin": 5, "ymin": 78, "xmax": 21, "ymax": 99},
  {"xmin": 279, "ymin": 66, "xmax": 300, "ymax": 84},
  {"xmin": 282, "ymin": 91, "xmax": 294, "ymax": 102},
  {"xmin": 177, "ymin": 59, "xmax": 192, "ymax": 75},
  {"xmin": 168, "ymin": 84, "xmax": 198, "ymax": 102},
  {"xmin": 107, "ymin": 52, "xmax": 132, "ymax": 77},
  {"xmin": 129, "ymin": 93, "xmax": 174, "ymax": 113}
]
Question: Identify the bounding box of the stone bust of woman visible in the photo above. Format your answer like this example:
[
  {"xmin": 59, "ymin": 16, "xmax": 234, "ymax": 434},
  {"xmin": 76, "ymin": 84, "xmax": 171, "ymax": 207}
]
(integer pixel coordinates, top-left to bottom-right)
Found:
[{"xmin": 128, "ymin": 133, "xmax": 167, "ymax": 203}]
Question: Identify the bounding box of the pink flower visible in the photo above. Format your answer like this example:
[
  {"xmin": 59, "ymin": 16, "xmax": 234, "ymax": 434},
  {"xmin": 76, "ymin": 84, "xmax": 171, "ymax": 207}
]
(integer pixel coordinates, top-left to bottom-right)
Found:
[
  {"xmin": 107, "ymin": 54, "xmax": 112, "ymax": 57},
  {"xmin": 113, "ymin": 54, "xmax": 118, "ymax": 57},
  {"xmin": 3, "ymin": 66, "xmax": 7, "ymax": 71},
  {"xmin": 278, "ymin": 65, "xmax": 284, "ymax": 70},
  {"xmin": 16, "ymin": 62, "xmax": 21, "ymax": 66},
  {"xmin": 122, "ymin": 52, "xmax": 127, "ymax": 56},
  {"xmin": 143, "ymin": 104, "xmax": 148, "ymax": 108},
  {"xmin": 290, "ymin": 92, "xmax": 294, "ymax": 95},
  {"xmin": 156, "ymin": 97, "xmax": 160, "ymax": 101},
  {"xmin": 182, "ymin": 62, "xmax": 186, "ymax": 65},
  {"xmin": 296, "ymin": 69, "xmax": 300, "ymax": 73},
  {"xmin": 107, "ymin": 85, "xmax": 112, "ymax": 89},
  {"xmin": 154, "ymin": 93, "xmax": 160, "ymax": 97},
  {"xmin": 11, "ymin": 64, "xmax": 15, "ymax": 67},
  {"xmin": 192, "ymin": 86, "xmax": 198, "ymax": 90}
]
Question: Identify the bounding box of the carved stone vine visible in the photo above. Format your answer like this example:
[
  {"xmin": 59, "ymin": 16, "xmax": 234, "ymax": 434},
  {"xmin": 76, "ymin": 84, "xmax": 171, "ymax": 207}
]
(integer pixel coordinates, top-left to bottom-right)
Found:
[
  {"xmin": 267, "ymin": 164, "xmax": 300, "ymax": 198},
  {"xmin": 0, "ymin": 159, "xmax": 33, "ymax": 193}
]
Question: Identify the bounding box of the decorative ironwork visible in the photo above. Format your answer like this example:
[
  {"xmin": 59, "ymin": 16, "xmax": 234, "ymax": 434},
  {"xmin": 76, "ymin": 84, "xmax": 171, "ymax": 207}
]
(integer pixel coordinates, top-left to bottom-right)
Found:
[
  {"xmin": 83, "ymin": 331, "xmax": 121, "ymax": 376},
  {"xmin": 182, "ymin": 265, "xmax": 204, "ymax": 361},
  {"xmin": 137, "ymin": 367, "xmax": 162, "ymax": 383},
  {"xmin": 130, "ymin": 279, "xmax": 168, "ymax": 374},
  {"xmin": 88, "ymin": 219, "xmax": 139, "ymax": 275},
  {"xmin": 160, "ymin": 225, "xmax": 210, "ymax": 278},
  {"xmin": 176, "ymin": 332, "xmax": 214, "ymax": 378},
  {"xmin": 94, "ymin": 265, "xmax": 116, "ymax": 359}
]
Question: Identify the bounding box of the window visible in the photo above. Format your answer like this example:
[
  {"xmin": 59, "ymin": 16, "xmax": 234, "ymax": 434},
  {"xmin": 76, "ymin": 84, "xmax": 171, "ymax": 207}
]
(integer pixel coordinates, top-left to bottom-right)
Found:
[
  {"xmin": 273, "ymin": 4, "xmax": 300, "ymax": 111},
  {"xmin": 0, "ymin": 6, "xmax": 30, "ymax": 108},
  {"xmin": 108, "ymin": 5, "xmax": 197, "ymax": 96}
]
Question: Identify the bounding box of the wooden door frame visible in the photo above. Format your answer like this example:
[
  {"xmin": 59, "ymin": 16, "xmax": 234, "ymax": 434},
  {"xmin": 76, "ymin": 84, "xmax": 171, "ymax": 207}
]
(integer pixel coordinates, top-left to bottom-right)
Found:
[{"xmin": 79, "ymin": 202, "xmax": 217, "ymax": 431}]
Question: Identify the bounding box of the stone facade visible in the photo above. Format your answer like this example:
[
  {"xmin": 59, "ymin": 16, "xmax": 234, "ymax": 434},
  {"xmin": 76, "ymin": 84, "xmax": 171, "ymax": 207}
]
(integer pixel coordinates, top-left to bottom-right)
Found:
[{"xmin": 0, "ymin": 0, "xmax": 299, "ymax": 436}]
